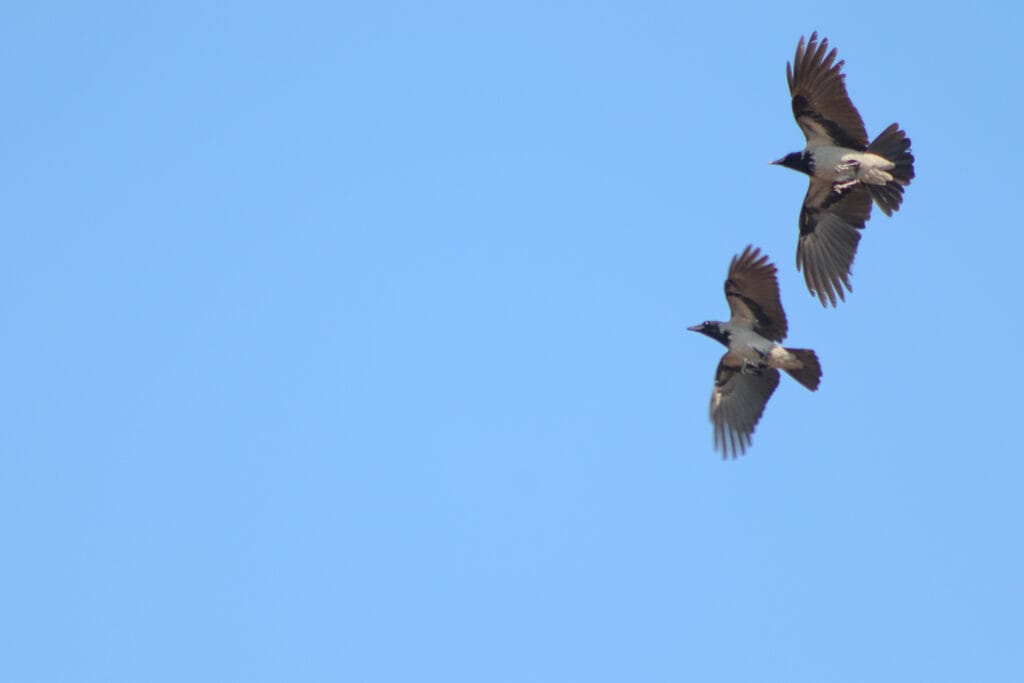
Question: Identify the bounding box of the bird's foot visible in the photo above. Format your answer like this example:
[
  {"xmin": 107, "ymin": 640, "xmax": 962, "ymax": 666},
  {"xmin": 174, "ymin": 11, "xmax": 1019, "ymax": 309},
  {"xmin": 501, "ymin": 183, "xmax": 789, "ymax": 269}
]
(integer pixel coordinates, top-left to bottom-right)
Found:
[
  {"xmin": 833, "ymin": 159, "xmax": 860, "ymax": 174},
  {"xmin": 832, "ymin": 179, "xmax": 860, "ymax": 193},
  {"xmin": 741, "ymin": 359, "xmax": 768, "ymax": 376}
]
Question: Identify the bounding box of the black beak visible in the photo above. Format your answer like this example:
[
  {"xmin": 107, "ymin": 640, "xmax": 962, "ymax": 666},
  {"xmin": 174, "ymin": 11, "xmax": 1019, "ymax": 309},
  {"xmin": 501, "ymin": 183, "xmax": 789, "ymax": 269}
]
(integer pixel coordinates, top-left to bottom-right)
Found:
[
  {"xmin": 770, "ymin": 158, "xmax": 784, "ymax": 165},
  {"xmin": 687, "ymin": 324, "xmax": 703, "ymax": 332}
]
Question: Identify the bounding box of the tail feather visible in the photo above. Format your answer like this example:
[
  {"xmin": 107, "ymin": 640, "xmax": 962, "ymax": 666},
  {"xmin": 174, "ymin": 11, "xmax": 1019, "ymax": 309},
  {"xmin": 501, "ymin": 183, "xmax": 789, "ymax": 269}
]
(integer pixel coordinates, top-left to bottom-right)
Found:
[
  {"xmin": 866, "ymin": 181, "xmax": 905, "ymax": 217},
  {"xmin": 866, "ymin": 123, "xmax": 915, "ymax": 216},
  {"xmin": 784, "ymin": 348, "xmax": 821, "ymax": 391}
]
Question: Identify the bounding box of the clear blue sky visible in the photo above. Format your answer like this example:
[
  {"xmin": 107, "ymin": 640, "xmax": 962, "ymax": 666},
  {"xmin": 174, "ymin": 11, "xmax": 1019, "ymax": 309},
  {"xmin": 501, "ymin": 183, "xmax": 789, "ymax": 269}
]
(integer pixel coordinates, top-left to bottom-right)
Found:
[{"xmin": 3, "ymin": 2, "xmax": 1021, "ymax": 681}]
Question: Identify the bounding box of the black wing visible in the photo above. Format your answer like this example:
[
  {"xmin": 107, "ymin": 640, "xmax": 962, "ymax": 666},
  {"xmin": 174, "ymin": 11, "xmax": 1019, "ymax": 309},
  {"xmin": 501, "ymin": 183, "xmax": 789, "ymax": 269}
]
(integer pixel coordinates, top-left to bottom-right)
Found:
[
  {"xmin": 725, "ymin": 245, "xmax": 788, "ymax": 342},
  {"xmin": 797, "ymin": 179, "xmax": 873, "ymax": 307},
  {"xmin": 709, "ymin": 353, "xmax": 781, "ymax": 459},
  {"xmin": 787, "ymin": 32, "xmax": 868, "ymax": 150}
]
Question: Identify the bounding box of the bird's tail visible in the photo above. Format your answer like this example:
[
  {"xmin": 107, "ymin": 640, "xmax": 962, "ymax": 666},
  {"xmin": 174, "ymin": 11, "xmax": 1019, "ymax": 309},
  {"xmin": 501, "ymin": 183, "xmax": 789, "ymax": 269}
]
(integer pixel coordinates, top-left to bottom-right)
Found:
[
  {"xmin": 865, "ymin": 123, "xmax": 915, "ymax": 216},
  {"xmin": 783, "ymin": 348, "xmax": 821, "ymax": 391}
]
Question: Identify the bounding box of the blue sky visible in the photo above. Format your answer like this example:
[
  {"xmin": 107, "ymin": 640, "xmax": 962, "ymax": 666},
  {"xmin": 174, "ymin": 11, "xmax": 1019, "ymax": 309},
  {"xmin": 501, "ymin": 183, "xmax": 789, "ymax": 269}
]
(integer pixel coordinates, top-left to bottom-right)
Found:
[{"xmin": 3, "ymin": 2, "xmax": 1022, "ymax": 681}]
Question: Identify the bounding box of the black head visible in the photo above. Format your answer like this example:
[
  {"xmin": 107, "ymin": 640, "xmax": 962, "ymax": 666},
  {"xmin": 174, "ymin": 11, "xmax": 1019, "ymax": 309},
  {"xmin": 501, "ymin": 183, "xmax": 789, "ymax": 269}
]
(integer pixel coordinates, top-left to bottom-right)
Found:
[
  {"xmin": 771, "ymin": 150, "xmax": 813, "ymax": 175},
  {"xmin": 687, "ymin": 320, "xmax": 730, "ymax": 347}
]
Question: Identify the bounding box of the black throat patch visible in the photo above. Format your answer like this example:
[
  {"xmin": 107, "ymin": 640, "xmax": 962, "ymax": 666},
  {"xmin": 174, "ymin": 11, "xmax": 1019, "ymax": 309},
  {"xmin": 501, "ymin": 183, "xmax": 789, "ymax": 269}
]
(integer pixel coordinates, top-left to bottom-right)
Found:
[
  {"xmin": 778, "ymin": 151, "xmax": 814, "ymax": 176},
  {"xmin": 696, "ymin": 322, "xmax": 731, "ymax": 348}
]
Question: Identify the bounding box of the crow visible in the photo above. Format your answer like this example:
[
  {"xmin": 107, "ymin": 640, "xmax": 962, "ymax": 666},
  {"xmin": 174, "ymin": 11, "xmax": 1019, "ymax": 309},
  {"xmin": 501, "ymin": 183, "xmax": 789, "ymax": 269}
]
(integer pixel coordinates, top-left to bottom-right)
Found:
[
  {"xmin": 773, "ymin": 32, "xmax": 915, "ymax": 307},
  {"xmin": 689, "ymin": 246, "xmax": 821, "ymax": 457}
]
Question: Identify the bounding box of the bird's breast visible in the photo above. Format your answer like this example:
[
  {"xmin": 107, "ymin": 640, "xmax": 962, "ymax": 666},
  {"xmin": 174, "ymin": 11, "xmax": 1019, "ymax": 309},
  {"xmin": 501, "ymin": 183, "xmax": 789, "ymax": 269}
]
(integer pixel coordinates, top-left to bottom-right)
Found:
[
  {"xmin": 809, "ymin": 146, "xmax": 858, "ymax": 181},
  {"xmin": 728, "ymin": 328, "xmax": 774, "ymax": 361}
]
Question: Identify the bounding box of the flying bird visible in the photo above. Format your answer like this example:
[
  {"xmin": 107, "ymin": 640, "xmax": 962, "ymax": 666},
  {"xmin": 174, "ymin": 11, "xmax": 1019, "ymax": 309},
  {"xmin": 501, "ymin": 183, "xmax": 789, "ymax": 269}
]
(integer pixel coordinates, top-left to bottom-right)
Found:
[
  {"xmin": 772, "ymin": 32, "xmax": 915, "ymax": 307},
  {"xmin": 689, "ymin": 246, "xmax": 821, "ymax": 458}
]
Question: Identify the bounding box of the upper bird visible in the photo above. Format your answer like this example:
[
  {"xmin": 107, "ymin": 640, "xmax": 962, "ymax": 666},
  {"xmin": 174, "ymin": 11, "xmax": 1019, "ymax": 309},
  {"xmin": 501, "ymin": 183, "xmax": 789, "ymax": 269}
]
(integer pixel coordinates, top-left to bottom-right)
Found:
[
  {"xmin": 772, "ymin": 32, "xmax": 915, "ymax": 307},
  {"xmin": 689, "ymin": 246, "xmax": 821, "ymax": 458}
]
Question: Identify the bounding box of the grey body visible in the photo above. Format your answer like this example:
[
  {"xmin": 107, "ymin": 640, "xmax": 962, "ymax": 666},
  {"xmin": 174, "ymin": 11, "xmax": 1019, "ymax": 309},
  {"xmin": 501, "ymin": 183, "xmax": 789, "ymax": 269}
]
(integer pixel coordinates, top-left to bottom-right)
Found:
[
  {"xmin": 723, "ymin": 325, "xmax": 800, "ymax": 370},
  {"xmin": 799, "ymin": 145, "xmax": 897, "ymax": 186}
]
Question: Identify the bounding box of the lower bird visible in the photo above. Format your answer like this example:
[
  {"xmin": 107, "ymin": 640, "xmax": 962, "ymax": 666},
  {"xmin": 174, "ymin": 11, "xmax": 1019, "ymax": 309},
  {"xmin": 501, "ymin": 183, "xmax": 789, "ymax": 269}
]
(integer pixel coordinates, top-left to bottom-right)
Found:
[{"xmin": 689, "ymin": 245, "xmax": 821, "ymax": 458}]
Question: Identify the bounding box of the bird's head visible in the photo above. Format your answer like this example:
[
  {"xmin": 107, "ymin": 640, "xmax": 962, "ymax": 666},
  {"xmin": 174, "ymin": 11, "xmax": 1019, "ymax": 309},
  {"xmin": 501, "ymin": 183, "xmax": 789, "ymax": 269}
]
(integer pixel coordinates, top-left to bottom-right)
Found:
[
  {"xmin": 771, "ymin": 151, "xmax": 813, "ymax": 175},
  {"xmin": 687, "ymin": 320, "xmax": 730, "ymax": 346}
]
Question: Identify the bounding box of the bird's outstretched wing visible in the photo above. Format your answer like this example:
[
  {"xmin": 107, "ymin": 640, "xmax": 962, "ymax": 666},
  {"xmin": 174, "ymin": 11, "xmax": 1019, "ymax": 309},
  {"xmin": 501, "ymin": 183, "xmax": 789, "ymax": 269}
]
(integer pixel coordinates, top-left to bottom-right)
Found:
[
  {"xmin": 797, "ymin": 179, "xmax": 873, "ymax": 307},
  {"xmin": 724, "ymin": 245, "xmax": 788, "ymax": 341},
  {"xmin": 710, "ymin": 353, "xmax": 780, "ymax": 458},
  {"xmin": 787, "ymin": 32, "xmax": 868, "ymax": 150}
]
